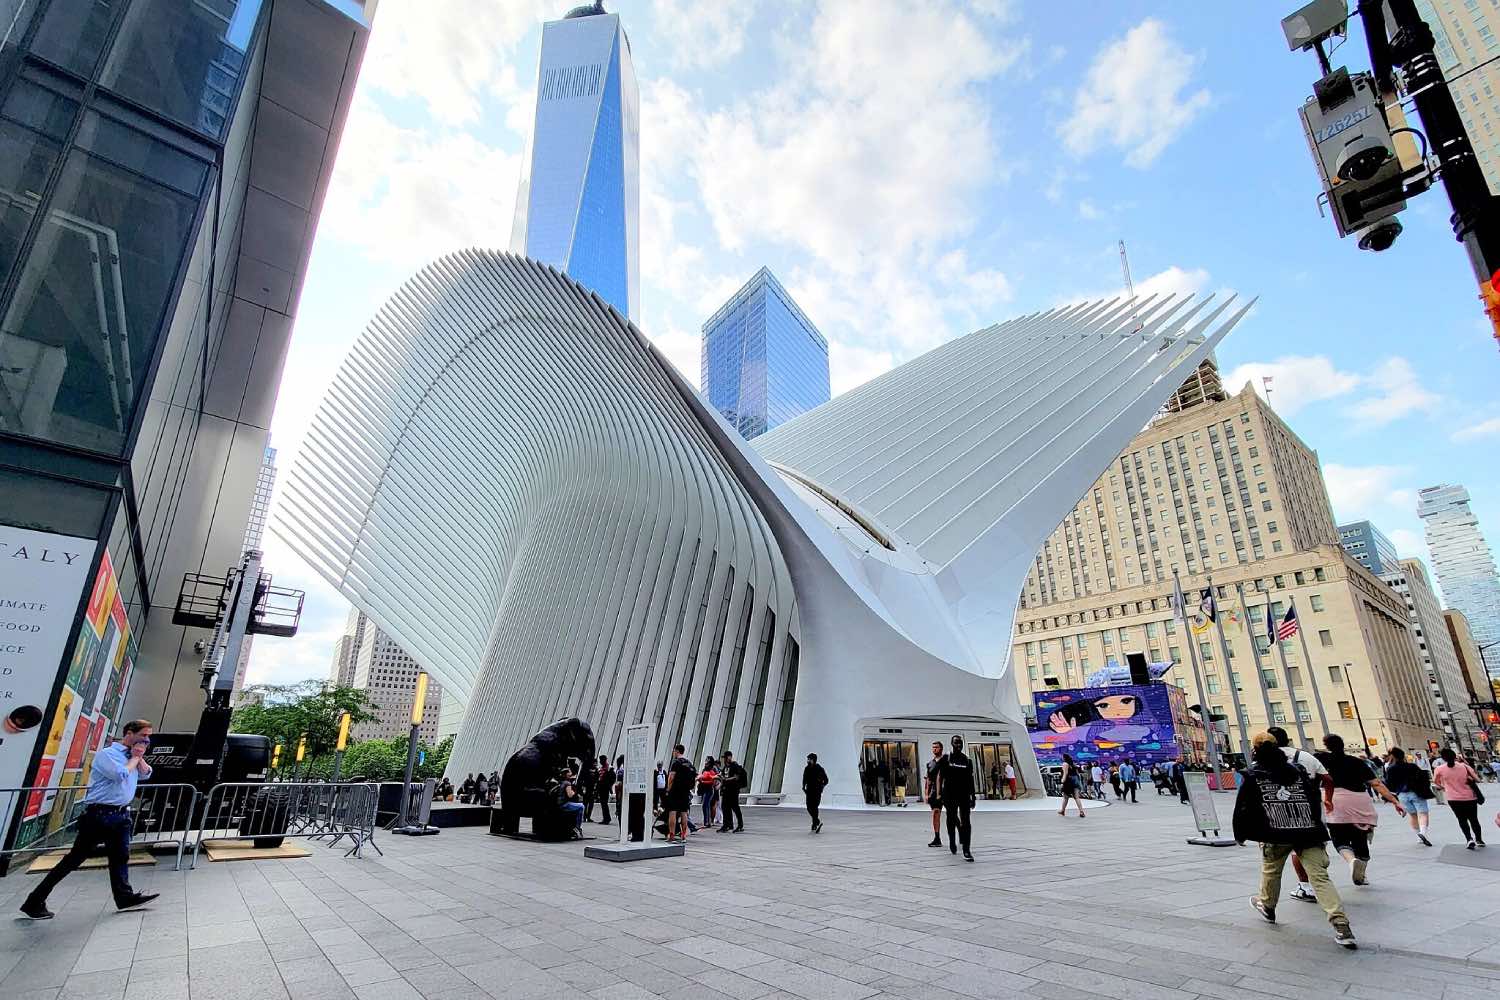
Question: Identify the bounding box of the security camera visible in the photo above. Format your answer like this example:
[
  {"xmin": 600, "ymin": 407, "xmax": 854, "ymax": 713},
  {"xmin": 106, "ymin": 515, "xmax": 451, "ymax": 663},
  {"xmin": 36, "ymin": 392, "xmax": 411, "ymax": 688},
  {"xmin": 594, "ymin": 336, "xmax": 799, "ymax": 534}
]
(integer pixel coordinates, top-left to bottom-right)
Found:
[
  {"xmin": 1357, "ymin": 217, "xmax": 1402, "ymax": 252},
  {"xmin": 1334, "ymin": 133, "xmax": 1391, "ymax": 183}
]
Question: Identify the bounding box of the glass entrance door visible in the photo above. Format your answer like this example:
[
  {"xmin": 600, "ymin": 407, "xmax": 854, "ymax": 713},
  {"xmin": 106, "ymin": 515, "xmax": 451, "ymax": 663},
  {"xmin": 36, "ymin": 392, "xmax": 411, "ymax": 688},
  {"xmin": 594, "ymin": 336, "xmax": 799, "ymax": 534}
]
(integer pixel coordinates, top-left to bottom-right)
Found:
[
  {"xmin": 971, "ymin": 743, "xmax": 1026, "ymax": 799},
  {"xmin": 860, "ymin": 740, "xmax": 918, "ymax": 805}
]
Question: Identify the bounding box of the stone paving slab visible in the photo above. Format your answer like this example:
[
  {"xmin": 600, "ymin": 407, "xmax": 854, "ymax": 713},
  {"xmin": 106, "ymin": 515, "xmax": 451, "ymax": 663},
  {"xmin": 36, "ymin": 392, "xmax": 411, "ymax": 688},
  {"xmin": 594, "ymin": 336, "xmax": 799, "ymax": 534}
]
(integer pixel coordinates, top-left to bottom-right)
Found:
[{"xmin": 1, "ymin": 787, "xmax": 1497, "ymax": 998}]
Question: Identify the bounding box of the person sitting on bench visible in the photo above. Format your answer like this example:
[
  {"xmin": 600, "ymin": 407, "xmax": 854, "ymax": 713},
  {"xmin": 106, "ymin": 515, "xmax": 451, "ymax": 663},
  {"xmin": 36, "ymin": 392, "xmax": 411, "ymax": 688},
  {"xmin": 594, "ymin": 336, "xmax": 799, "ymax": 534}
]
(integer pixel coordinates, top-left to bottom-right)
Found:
[{"xmin": 556, "ymin": 767, "xmax": 585, "ymax": 838}]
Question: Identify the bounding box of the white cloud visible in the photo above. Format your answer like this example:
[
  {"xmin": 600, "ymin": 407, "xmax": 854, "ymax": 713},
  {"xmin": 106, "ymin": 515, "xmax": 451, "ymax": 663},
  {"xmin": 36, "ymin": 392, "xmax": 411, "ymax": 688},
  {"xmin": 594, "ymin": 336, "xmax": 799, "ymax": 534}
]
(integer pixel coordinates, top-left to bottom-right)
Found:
[
  {"xmin": 651, "ymin": 0, "xmax": 759, "ymax": 69},
  {"xmin": 361, "ymin": 0, "xmax": 551, "ymax": 125},
  {"xmin": 684, "ymin": 1, "xmax": 1022, "ymax": 267},
  {"xmin": 1060, "ymin": 18, "xmax": 1211, "ymax": 168},
  {"xmin": 319, "ymin": 102, "xmax": 521, "ymax": 272},
  {"xmin": 829, "ymin": 340, "xmax": 896, "ymax": 396},
  {"xmin": 1077, "ymin": 199, "xmax": 1100, "ymax": 220},
  {"xmin": 1224, "ymin": 354, "xmax": 1440, "ymax": 426},
  {"xmin": 1388, "ymin": 527, "xmax": 1427, "ymax": 559},
  {"xmin": 243, "ymin": 533, "xmax": 349, "ymax": 687},
  {"xmin": 648, "ymin": 324, "xmax": 703, "ymax": 388},
  {"xmin": 1321, "ymin": 463, "xmax": 1414, "ymax": 521},
  {"xmin": 1344, "ymin": 357, "xmax": 1442, "ymax": 426},
  {"xmin": 1133, "ymin": 265, "xmax": 1210, "ymax": 302},
  {"xmin": 1223, "ymin": 355, "xmax": 1362, "ymax": 417},
  {"xmin": 1452, "ymin": 415, "xmax": 1500, "ymax": 441}
]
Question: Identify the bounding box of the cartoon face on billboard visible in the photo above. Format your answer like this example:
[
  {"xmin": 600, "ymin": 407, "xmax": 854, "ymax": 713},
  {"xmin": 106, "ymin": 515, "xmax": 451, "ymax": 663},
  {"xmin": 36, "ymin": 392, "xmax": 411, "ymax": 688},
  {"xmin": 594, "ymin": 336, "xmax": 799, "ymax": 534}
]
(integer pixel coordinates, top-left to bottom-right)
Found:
[{"xmin": 1029, "ymin": 684, "xmax": 1178, "ymax": 765}]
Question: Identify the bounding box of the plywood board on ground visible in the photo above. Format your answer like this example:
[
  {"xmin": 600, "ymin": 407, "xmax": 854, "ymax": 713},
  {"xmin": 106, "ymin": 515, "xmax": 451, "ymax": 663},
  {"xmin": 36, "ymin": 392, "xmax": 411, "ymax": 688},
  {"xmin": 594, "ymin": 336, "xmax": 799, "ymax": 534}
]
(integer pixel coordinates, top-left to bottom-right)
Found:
[
  {"xmin": 201, "ymin": 839, "xmax": 312, "ymax": 862},
  {"xmin": 28, "ymin": 849, "xmax": 156, "ymax": 873}
]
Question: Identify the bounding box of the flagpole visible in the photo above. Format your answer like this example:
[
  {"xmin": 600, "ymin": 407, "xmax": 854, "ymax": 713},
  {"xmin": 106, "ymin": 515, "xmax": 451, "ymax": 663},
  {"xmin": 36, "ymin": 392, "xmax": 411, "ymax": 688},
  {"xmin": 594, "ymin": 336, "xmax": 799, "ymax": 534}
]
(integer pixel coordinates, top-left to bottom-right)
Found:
[
  {"xmin": 1174, "ymin": 568, "xmax": 1226, "ymax": 787},
  {"xmin": 1235, "ymin": 582, "xmax": 1277, "ymax": 729},
  {"xmin": 1289, "ymin": 596, "xmax": 1332, "ymax": 739},
  {"xmin": 1207, "ymin": 575, "xmax": 1250, "ymax": 763},
  {"xmin": 1270, "ymin": 599, "xmax": 1310, "ymax": 748}
]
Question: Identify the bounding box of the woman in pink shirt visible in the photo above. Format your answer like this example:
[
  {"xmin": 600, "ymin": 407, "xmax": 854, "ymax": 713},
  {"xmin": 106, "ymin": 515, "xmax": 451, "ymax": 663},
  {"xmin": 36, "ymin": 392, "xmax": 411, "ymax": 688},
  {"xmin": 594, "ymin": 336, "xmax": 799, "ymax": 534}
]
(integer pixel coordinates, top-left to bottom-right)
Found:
[{"xmin": 1432, "ymin": 748, "xmax": 1485, "ymax": 849}]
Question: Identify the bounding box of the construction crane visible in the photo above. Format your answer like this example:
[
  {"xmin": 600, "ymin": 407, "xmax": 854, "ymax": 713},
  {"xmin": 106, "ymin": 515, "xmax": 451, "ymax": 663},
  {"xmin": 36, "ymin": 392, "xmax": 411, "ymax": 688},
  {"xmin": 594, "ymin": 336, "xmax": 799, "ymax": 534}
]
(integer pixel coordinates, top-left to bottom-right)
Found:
[{"xmin": 1119, "ymin": 239, "xmax": 1141, "ymax": 332}]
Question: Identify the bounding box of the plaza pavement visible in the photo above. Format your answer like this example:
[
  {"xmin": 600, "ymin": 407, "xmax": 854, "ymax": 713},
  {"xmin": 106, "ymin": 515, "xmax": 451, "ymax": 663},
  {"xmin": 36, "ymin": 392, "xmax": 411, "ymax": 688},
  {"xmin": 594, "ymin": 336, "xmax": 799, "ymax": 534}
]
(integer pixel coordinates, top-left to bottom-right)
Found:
[{"xmin": 1, "ymin": 784, "xmax": 1498, "ymax": 1000}]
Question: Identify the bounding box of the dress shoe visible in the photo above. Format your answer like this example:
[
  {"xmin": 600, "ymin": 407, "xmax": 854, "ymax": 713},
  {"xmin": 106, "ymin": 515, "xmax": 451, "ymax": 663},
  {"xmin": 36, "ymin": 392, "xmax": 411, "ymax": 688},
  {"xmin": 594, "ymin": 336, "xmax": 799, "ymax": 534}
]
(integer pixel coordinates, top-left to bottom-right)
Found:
[
  {"xmin": 20, "ymin": 900, "xmax": 53, "ymax": 919},
  {"xmin": 117, "ymin": 892, "xmax": 159, "ymax": 911}
]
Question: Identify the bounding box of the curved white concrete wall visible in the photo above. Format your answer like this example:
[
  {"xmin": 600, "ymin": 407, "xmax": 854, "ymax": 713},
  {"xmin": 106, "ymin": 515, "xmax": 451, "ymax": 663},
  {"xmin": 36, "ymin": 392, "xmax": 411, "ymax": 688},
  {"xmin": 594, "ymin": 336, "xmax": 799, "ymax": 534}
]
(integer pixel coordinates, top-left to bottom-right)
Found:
[{"xmin": 274, "ymin": 252, "xmax": 1249, "ymax": 798}]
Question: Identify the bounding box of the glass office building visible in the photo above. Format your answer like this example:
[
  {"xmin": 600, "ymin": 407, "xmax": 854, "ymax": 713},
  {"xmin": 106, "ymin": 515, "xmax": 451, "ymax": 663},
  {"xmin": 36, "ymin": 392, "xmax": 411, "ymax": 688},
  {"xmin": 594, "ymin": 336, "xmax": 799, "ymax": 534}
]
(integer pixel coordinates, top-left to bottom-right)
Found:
[
  {"xmin": 0, "ymin": 0, "xmax": 372, "ymax": 841},
  {"xmin": 702, "ymin": 267, "xmax": 830, "ymax": 440},
  {"xmin": 1419, "ymin": 485, "xmax": 1500, "ymax": 667},
  {"xmin": 511, "ymin": 3, "xmax": 639, "ymax": 320},
  {"xmin": 1337, "ymin": 519, "xmax": 1400, "ymax": 576}
]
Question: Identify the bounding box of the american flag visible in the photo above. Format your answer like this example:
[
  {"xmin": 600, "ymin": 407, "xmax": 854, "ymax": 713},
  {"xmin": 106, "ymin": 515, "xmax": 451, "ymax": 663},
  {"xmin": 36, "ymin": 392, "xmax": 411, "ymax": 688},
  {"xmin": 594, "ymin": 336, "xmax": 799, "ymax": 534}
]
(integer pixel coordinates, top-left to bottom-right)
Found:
[{"xmin": 1276, "ymin": 605, "xmax": 1300, "ymax": 641}]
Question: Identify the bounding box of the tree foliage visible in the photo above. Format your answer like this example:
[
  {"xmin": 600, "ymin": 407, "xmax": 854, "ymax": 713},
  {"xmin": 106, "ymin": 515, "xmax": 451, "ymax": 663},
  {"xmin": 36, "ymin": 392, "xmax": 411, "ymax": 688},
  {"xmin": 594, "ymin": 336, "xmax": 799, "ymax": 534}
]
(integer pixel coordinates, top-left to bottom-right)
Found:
[{"xmin": 230, "ymin": 681, "xmax": 378, "ymax": 755}]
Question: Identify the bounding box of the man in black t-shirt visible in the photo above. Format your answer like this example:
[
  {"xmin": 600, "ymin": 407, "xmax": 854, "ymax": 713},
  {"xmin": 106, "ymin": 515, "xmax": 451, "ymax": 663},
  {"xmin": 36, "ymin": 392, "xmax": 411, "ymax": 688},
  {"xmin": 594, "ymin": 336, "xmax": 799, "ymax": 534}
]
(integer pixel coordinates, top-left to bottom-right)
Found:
[
  {"xmin": 665, "ymin": 744, "xmax": 697, "ymax": 841},
  {"xmin": 802, "ymin": 753, "xmax": 828, "ymax": 832},
  {"xmin": 718, "ymin": 750, "xmax": 748, "ymax": 832},
  {"xmin": 937, "ymin": 735, "xmax": 976, "ymax": 861},
  {"xmin": 924, "ymin": 741, "xmax": 944, "ymax": 848}
]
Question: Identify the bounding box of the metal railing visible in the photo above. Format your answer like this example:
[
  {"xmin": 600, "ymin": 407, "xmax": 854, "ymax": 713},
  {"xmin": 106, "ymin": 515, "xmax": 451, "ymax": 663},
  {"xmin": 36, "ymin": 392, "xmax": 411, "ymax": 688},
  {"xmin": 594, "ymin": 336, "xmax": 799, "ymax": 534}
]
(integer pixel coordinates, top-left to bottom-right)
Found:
[
  {"xmin": 0, "ymin": 783, "xmax": 200, "ymax": 870},
  {"xmin": 189, "ymin": 781, "xmax": 378, "ymax": 867}
]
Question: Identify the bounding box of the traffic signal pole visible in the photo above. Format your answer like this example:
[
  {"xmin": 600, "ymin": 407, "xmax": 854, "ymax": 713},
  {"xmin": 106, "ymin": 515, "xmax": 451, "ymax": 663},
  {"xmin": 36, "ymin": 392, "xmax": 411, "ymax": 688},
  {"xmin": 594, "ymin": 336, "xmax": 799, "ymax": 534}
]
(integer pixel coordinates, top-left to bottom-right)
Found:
[{"xmin": 1363, "ymin": 0, "xmax": 1500, "ymax": 341}]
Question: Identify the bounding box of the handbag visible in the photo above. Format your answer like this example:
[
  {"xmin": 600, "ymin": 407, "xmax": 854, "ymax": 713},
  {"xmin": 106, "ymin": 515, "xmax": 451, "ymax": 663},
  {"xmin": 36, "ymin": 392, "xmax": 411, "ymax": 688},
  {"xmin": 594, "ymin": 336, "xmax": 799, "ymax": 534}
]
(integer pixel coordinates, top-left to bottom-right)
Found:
[{"xmin": 1468, "ymin": 766, "xmax": 1486, "ymax": 805}]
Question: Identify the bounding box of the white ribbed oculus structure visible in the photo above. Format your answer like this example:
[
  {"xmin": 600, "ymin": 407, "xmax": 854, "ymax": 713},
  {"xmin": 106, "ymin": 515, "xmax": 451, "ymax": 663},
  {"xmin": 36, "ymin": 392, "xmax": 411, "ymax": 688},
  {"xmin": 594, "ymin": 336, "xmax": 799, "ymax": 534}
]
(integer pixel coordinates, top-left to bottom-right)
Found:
[{"xmin": 274, "ymin": 252, "xmax": 1250, "ymax": 800}]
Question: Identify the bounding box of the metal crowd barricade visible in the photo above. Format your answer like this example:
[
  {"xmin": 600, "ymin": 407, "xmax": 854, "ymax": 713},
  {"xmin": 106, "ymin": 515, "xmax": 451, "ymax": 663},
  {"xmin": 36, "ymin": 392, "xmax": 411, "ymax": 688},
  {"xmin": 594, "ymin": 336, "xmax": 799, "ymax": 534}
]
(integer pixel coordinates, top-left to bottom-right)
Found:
[
  {"xmin": 0, "ymin": 783, "xmax": 200, "ymax": 871},
  {"xmin": 190, "ymin": 781, "xmax": 378, "ymax": 867}
]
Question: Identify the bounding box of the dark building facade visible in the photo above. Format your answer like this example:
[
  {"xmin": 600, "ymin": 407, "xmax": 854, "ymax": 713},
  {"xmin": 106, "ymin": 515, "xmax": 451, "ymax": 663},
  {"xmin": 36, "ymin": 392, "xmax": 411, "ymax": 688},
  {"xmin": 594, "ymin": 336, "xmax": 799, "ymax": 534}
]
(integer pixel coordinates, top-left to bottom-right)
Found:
[{"xmin": 0, "ymin": 0, "xmax": 371, "ymax": 846}]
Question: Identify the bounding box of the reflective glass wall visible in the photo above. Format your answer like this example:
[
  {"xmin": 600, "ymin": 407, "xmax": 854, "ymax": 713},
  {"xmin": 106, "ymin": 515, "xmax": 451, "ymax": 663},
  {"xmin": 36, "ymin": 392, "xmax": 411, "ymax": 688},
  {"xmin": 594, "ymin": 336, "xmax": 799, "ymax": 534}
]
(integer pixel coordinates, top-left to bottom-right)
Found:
[
  {"xmin": 701, "ymin": 268, "xmax": 829, "ymax": 440},
  {"xmin": 0, "ymin": 0, "xmax": 261, "ymax": 458}
]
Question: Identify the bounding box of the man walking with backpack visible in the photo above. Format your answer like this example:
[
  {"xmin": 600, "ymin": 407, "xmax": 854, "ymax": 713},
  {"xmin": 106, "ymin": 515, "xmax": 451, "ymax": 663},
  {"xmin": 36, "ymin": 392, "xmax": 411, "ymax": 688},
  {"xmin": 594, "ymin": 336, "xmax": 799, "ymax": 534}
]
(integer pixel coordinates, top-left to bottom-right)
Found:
[
  {"xmin": 1268, "ymin": 726, "xmax": 1333, "ymax": 904},
  {"xmin": 1235, "ymin": 731, "xmax": 1355, "ymax": 948}
]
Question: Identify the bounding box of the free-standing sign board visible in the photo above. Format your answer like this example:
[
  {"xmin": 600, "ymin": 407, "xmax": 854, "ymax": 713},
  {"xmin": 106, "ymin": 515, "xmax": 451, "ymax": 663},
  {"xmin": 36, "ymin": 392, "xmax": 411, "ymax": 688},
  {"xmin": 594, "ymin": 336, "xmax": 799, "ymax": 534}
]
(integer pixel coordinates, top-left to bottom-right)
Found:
[
  {"xmin": 1184, "ymin": 770, "xmax": 1235, "ymax": 846},
  {"xmin": 0, "ymin": 526, "xmax": 95, "ymax": 845}
]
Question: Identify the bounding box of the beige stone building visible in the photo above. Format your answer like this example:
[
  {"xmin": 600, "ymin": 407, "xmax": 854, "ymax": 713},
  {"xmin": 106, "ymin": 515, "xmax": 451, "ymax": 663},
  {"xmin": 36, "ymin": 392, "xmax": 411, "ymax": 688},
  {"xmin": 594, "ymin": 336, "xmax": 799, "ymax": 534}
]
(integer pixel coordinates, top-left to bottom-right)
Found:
[
  {"xmin": 329, "ymin": 609, "xmax": 443, "ymax": 743},
  {"xmin": 1011, "ymin": 382, "xmax": 1442, "ymax": 756}
]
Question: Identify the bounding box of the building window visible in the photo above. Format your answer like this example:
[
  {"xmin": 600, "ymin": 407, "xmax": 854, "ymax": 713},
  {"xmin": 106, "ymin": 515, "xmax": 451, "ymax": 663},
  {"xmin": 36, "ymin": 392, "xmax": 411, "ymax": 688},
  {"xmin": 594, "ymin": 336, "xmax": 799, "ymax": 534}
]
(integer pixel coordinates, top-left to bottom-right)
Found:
[
  {"xmin": 1295, "ymin": 700, "xmax": 1311, "ymax": 722},
  {"xmin": 1261, "ymin": 500, "xmax": 1273, "ymax": 511},
  {"xmin": 1169, "ymin": 645, "xmax": 1182, "ymax": 662},
  {"xmin": 1318, "ymin": 629, "xmax": 1333, "ymax": 647},
  {"xmin": 1310, "ymin": 595, "xmax": 1324, "ymax": 612},
  {"xmin": 1263, "ymin": 669, "xmax": 1279, "ymax": 689},
  {"xmin": 1272, "ymin": 540, "xmax": 1283, "ymax": 552},
  {"xmin": 1314, "ymin": 567, "xmax": 1326, "ymax": 582},
  {"xmin": 1199, "ymin": 641, "xmax": 1213, "ymax": 661},
  {"xmin": 1270, "ymin": 703, "xmax": 1287, "ymax": 724},
  {"xmin": 1207, "ymin": 676, "xmax": 1221, "ymax": 694},
  {"xmin": 1328, "ymin": 664, "xmax": 1342, "ymax": 684}
]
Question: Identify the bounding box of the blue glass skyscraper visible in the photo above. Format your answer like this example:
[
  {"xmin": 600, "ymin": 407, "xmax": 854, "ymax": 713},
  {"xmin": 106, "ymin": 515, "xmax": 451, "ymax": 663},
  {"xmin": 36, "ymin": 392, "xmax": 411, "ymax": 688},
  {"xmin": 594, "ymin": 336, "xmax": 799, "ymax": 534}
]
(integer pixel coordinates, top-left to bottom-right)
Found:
[
  {"xmin": 702, "ymin": 268, "xmax": 830, "ymax": 439},
  {"xmin": 511, "ymin": 3, "xmax": 639, "ymax": 320}
]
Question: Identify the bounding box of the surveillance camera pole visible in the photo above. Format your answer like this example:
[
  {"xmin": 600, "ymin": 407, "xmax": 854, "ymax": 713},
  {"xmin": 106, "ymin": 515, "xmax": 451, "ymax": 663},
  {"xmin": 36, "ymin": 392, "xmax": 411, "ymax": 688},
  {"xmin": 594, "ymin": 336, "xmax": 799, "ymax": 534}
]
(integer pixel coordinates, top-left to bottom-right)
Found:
[{"xmin": 1361, "ymin": 0, "xmax": 1500, "ymax": 333}]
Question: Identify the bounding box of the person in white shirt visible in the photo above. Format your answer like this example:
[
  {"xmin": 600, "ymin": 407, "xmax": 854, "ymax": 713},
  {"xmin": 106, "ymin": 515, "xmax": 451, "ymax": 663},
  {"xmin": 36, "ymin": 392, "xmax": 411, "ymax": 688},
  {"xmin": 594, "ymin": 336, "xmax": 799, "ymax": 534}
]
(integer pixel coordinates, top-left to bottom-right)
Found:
[
  {"xmin": 1089, "ymin": 763, "xmax": 1105, "ymax": 799},
  {"xmin": 1003, "ymin": 761, "xmax": 1017, "ymax": 800},
  {"xmin": 1268, "ymin": 726, "xmax": 1334, "ymax": 904}
]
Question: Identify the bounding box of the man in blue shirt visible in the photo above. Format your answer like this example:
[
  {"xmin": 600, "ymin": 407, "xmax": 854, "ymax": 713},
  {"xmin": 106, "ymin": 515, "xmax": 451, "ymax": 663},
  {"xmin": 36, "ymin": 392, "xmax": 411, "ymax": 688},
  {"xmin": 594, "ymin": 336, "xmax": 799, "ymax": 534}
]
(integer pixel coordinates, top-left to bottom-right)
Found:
[
  {"xmin": 1119, "ymin": 760, "xmax": 1139, "ymax": 803},
  {"xmin": 21, "ymin": 719, "xmax": 160, "ymax": 918}
]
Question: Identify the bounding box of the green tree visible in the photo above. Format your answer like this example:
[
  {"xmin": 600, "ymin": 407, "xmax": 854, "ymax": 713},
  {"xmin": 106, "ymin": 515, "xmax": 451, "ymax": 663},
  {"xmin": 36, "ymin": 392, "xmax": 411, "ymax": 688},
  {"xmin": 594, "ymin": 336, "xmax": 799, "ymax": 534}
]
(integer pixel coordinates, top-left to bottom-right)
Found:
[{"xmin": 230, "ymin": 681, "xmax": 378, "ymax": 756}]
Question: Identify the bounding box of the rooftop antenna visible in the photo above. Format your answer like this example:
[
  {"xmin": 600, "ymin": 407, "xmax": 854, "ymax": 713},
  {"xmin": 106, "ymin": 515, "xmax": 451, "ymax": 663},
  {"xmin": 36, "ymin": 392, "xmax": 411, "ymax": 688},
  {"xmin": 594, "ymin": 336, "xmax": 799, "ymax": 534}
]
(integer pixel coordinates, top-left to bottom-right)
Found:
[{"xmin": 1119, "ymin": 239, "xmax": 1141, "ymax": 332}]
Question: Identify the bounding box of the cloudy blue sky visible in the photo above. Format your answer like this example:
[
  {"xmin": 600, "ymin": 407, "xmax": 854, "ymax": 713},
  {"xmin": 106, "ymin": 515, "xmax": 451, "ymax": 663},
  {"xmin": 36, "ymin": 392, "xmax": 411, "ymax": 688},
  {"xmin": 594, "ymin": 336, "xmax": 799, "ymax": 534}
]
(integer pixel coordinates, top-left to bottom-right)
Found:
[{"xmin": 248, "ymin": 0, "xmax": 1500, "ymax": 686}]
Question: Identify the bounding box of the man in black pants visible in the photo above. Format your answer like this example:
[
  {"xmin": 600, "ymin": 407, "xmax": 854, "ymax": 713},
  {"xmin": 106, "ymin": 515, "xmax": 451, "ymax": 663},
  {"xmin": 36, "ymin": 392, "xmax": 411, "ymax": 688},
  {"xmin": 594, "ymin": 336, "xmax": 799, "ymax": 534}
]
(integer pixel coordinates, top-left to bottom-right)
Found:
[
  {"xmin": 802, "ymin": 753, "xmax": 828, "ymax": 832},
  {"xmin": 595, "ymin": 755, "xmax": 613, "ymax": 824},
  {"xmin": 22, "ymin": 719, "xmax": 160, "ymax": 918},
  {"xmin": 937, "ymin": 735, "xmax": 975, "ymax": 861},
  {"xmin": 718, "ymin": 750, "xmax": 747, "ymax": 832}
]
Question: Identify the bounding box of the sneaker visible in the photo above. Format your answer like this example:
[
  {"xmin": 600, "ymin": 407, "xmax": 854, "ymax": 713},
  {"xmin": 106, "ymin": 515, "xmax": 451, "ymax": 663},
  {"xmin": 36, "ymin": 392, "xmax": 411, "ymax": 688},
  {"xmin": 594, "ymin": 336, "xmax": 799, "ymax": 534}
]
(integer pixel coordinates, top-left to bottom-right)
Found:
[
  {"xmin": 1417, "ymin": 832, "xmax": 1432, "ymax": 847},
  {"xmin": 1467, "ymin": 841, "xmax": 1477, "ymax": 851},
  {"xmin": 1289, "ymin": 886, "xmax": 1317, "ymax": 903},
  {"xmin": 19, "ymin": 900, "xmax": 53, "ymax": 920},
  {"xmin": 1332, "ymin": 920, "xmax": 1357, "ymax": 949},
  {"xmin": 963, "ymin": 851, "xmax": 974, "ymax": 862},
  {"xmin": 1351, "ymin": 859, "xmax": 1368, "ymax": 885},
  {"xmin": 118, "ymin": 892, "xmax": 159, "ymax": 911},
  {"xmin": 1250, "ymin": 896, "xmax": 1276, "ymax": 923},
  {"xmin": 928, "ymin": 836, "xmax": 941, "ymax": 848}
]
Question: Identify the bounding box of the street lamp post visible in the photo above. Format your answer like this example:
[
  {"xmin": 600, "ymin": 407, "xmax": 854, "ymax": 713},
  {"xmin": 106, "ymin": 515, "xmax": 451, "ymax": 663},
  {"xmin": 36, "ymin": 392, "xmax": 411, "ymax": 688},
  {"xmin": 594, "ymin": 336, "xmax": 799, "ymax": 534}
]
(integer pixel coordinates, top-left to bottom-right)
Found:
[
  {"xmin": 1343, "ymin": 661, "xmax": 1373, "ymax": 752},
  {"xmin": 331, "ymin": 711, "xmax": 351, "ymax": 783},
  {"xmin": 394, "ymin": 672, "xmax": 437, "ymax": 835}
]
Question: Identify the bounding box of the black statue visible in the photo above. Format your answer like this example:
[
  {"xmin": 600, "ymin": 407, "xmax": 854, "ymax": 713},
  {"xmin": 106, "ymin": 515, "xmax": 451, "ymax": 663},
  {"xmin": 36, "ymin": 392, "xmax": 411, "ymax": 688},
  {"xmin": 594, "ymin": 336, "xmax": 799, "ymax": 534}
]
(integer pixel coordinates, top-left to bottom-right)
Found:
[{"xmin": 492, "ymin": 717, "xmax": 595, "ymax": 839}]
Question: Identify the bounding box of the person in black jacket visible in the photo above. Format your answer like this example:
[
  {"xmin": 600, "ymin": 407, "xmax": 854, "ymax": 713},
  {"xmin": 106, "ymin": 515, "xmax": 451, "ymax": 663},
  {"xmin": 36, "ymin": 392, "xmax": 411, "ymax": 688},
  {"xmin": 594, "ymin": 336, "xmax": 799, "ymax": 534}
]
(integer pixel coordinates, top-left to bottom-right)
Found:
[
  {"xmin": 1383, "ymin": 747, "xmax": 1434, "ymax": 846},
  {"xmin": 802, "ymin": 753, "xmax": 828, "ymax": 832},
  {"xmin": 1233, "ymin": 732, "xmax": 1355, "ymax": 949},
  {"xmin": 937, "ymin": 735, "xmax": 976, "ymax": 861},
  {"xmin": 718, "ymin": 750, "xmax": 748, "ymax": 832}
]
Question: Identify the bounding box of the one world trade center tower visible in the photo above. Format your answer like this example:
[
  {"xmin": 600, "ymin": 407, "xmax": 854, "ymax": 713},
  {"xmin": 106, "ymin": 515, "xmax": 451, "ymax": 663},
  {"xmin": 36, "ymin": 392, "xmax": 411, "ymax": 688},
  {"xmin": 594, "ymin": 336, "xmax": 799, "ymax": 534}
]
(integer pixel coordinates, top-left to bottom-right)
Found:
[{"xmin": 511, "ymin": 3, "xmax": 640, "ymax": 321}]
